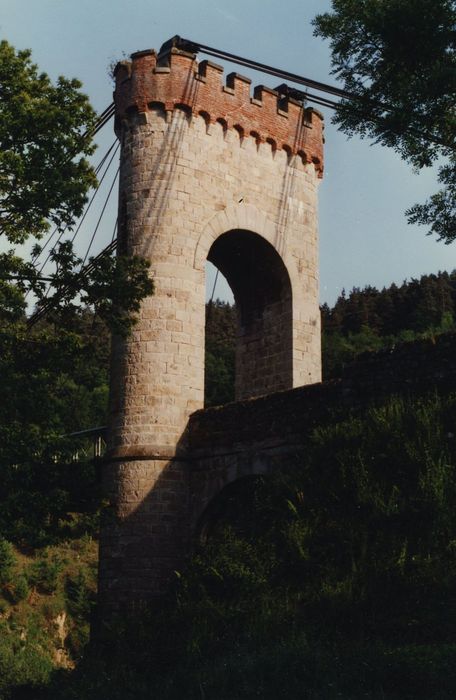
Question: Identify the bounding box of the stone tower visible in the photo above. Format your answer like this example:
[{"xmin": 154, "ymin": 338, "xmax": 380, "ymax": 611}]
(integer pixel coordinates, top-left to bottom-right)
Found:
[{"xmin": 98, "ymin": 40, "xmax": 324, "ymax": 613}]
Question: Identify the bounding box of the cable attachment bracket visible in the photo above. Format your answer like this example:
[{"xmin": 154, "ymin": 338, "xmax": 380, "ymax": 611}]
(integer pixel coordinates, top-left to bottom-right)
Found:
[{"xmin": 157, "ymin": 35, "xmax": 201, "ymax": 64}]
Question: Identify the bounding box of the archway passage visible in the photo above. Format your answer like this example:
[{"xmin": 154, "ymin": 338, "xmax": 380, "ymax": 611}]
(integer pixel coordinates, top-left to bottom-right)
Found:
[
  {"xmin": 196, "ymin": 475, "xmax": 267, "ymax": 544},
  {"xmin": 207, "ymin": 229, "xmax": 293, "ymax": 401}
]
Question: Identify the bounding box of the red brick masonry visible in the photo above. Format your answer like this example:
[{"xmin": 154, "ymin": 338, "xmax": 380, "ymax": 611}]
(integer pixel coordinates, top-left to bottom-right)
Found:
[{"xmin": 114, "ymin": 48, "xmax": 324, "ymax": 177}]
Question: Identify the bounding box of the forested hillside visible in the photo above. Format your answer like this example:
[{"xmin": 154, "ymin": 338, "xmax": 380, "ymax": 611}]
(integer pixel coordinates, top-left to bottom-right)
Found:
[
  {"xmin": 321, "ymin": 271, "xmax": 456, "ymax": 378},
  {"xmin": 0, "ymin": 313, "xmax": 106, "ymax": 698},
  {"xmin": 2, "ymin": 271, "xmax": 453, "ymax": 545}
]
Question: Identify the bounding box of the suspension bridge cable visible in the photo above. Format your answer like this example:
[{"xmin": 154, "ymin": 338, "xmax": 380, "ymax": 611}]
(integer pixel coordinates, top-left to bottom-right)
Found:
[
  {"xmin": 91, "ymin": 109, "xmax": 115, "ymax": 135},
  {"xmin": 35, "ymin": 141, "xmax": 120, "ymax": 277},
  {"xmin": 81, "ymin": 166, "xmax": 120, "ymax": 265},
  {"xmin": 170, "ymin": 36, "xmax": 453, "ymax": 151},
  {"xmin": 31, "ymin": 140, "xmax": 118, "ymax": 275},
  {"xmin": 93, "ymin": 139, "xmax": 119, "ymax": 175},
  {"xmin": 210, "ymin": 269, "xmax": 219, "ymax": 304},
  {"xmin": 111, "ymin": 219, "xmax": 118, "ymax": 243},
  {"xmin": 71, "ymin": 142, "xmax": 120, "ymax": 245},
  {"xmin": 37, "ymin": 161, "xmax": 118, "ymax": 322},
  {"xmin": 13, "ymin": 104, "xmax": 117, "ymax": 322},
  {"xmin": 83, "ymin": 103, "xmax": 115, "ymax": 140},
  {"xmin": 94, "ymin": 103, "xmax": 115, "ymax": 123},
  {"xmin": 5, "ymin": 274, "xmax": 57, "ymax": 283},
  {"xmin": 206, "ymin": 267, "xmax": 219, "ymax": 323},
  {"xmin": 277, "ymin": 84, "xmax": 451, "ymax": 151},
  {"xmin": 26, "ymin": 149, "xmax": 119, "ymax": 316},
  {"xmin": 163, "ymin": 36, "xmax": 351, "ymax": 100},
  {"xmin": 30, "ymin": 140, "xmax": 119, "ymax": 266},
  {"xmin": 25, "ymin": 36, "xmax": 453, "ymax": 327},
  {"xmin": 27, "ymin": 239, "xmax": 119, "ymax": 329},
  {"xmin": 33, "ymin": 161, "xmax": 119, "ymax": 319}
]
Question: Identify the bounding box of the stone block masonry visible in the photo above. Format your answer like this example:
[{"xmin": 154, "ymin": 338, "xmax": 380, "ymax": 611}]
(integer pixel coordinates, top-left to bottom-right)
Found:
[{"xmin": 98, "ymin": 39, "xmax": 324, "ymax": 614}]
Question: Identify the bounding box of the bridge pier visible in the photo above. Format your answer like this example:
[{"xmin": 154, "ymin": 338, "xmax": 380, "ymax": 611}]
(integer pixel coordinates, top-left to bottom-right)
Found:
[{"xmin": 98, "ymin": 38, "xmax": 324, "ymax": 614}]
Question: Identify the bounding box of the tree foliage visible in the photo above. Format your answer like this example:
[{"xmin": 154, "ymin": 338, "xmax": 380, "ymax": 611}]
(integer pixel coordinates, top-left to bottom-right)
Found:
[
  {"xmin": 205, "ymin": 300, "xmax": 236, "ymax": 406},
  {"xmin": 0, "ymin": 42, "xmax": 153, "ymax": 544},
  {"xmin": 0, "ymin": 313, "xmax": 109, "ymax": 545},
  {"xmin": 0, "ymin": 40, "xmax": 153, "ymax": 332},
  {"xmin": 313, "ymin": 0, "xmax": 456, "ymax": 242},
  {"xmin": 202, "ymin": 273, "xmax": 456, "ymax": 388},
  {"xmin": 0, "ymin": 40, "xmax": 97, "ymax": 244}
]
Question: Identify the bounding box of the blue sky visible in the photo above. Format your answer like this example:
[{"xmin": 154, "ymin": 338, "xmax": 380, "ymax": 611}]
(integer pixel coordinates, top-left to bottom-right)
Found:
[{"xmin": 1, "ymin": 0, "xmax": 453, "ymax": 305}]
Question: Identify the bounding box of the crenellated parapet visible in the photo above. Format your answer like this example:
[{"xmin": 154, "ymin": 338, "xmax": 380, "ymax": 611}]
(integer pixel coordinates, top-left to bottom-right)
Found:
[{"xmin": 114, "ymin": 46, "xmax": 324, "ymax": 176}]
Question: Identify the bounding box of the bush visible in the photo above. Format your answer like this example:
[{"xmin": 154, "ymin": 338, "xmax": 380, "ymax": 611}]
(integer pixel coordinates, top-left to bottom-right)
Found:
[
  {"xmin": 0, "ymin": 617, "xmax": 54, "ymax": 699},
  {"xmin": 3, "ymin": 574, "xmax": 29, "ymax": 605},
  {"xmin": 28, "ymin": 551, "xmax": 63, "ymax": 594},
  {"xmin": 0, "ymin": 538, "xmax": 16, "ymax": 585},
  {"xmin": 13, "ymin": 575, "xmax": 29, "ymax": 602},
  {"xmin": 65, "ymin": 569, "xmax": 93, "ymax": 620}
]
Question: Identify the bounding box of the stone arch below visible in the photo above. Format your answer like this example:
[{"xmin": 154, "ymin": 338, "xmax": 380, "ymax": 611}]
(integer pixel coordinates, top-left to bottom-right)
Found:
[
  {"xmin": 195, "ymin": 474, "xmax": 266, "ymax": 544},
  {"xmin": 190, "ymin": 449, "xmax": 275, "ymax": 535}
]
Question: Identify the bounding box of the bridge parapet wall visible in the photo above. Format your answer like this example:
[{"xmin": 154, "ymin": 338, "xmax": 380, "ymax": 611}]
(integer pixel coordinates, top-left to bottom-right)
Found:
[
  {"xmin": 189, "ymin": 332, "xmax": 456, "ymax": 456},
  {"xmin": 187, "ymin": 332, "xmax": 456, "ymax": 524}
]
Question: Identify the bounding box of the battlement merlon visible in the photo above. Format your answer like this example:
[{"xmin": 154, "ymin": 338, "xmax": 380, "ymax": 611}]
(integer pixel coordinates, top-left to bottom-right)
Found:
[{"xmin": 113, "ymin": 45, "xmax": 324, "ymax": 177}]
